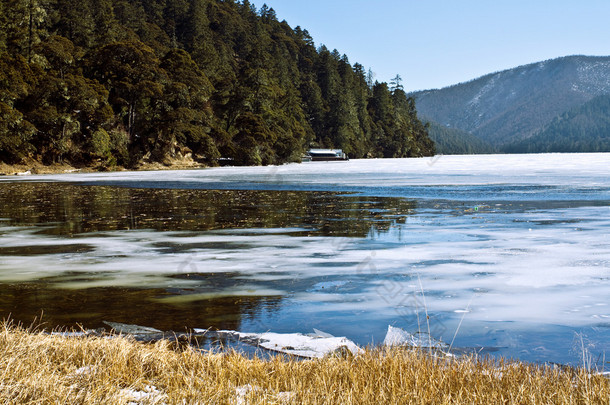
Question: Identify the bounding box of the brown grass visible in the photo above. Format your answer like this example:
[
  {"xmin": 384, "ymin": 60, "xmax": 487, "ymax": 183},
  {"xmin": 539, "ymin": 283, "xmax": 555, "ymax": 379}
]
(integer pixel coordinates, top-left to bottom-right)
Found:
[
  {"xmin": 0, "ymin": 154, "xmax": 205, "ymax": 176},
  {"xmin": 0, "ymin": 322, "xmax": 607, "ymax": 404}
]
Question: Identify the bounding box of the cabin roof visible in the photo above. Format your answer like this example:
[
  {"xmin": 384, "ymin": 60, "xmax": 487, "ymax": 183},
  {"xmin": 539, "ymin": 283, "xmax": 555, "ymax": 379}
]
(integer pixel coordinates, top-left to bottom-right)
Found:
[{"xmin": 308, "ymin": 149, "xmax": 343, "ymax": 155}]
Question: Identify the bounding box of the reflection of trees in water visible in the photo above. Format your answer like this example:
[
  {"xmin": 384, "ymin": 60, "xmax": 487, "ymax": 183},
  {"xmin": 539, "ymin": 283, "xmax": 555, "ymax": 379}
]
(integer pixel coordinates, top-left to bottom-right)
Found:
[
  {"xmin": 0, "ymin": 183, "xmax": 417, "ymax": 237},
  {"xmin": 0, "ymin": 182, "xmax": 418, "ymax": 330},
  {"xmin": 0, "ymin": 282, "xmax": 283, "ymax": 332}
]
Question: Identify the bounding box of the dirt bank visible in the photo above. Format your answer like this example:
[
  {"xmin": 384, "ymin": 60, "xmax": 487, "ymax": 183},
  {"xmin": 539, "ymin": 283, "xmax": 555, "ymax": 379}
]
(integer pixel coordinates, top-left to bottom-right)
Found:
[{"xmin": 0, "ymin": 156, "xmax": 208, "ymax": 176}]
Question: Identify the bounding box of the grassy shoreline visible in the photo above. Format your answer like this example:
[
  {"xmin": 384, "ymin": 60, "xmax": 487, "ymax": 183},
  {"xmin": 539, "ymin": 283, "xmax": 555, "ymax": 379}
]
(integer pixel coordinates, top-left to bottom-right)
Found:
[{"xmin": 0, "ymin": 323, "xmax": 608, "ymax": 404}]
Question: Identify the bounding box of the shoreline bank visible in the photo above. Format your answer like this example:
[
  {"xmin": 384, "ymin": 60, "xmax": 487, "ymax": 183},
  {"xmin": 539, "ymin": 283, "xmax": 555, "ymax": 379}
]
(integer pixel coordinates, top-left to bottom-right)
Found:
[
  {"xmin": 0, "ymin": 322, "xmax": 608, "ymax": 404},
  {"xmin": 0, "ymin": 157, "xmax": 209, "ymax": 176}
]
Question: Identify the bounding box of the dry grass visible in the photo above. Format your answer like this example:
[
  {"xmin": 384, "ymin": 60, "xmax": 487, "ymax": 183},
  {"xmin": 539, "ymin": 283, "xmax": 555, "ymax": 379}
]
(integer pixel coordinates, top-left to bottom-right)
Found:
[
  {"xmin": 0, "ymin": 154, "xmax": 205, "ymax": 176},
  {"xmin": 0, "ymin": 322, "xmax": 608, "ymax": 404}
]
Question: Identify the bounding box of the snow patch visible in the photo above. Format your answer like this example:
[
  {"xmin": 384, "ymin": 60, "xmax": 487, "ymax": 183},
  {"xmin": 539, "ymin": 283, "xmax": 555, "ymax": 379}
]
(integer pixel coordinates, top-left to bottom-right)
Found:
[
  {"xmin": 232, "ymin": 385, "xmax": 294, "ymax": 405},
  {"xmin": 118, "ymin": 385, "xmax": 167, "ymax": 405}
]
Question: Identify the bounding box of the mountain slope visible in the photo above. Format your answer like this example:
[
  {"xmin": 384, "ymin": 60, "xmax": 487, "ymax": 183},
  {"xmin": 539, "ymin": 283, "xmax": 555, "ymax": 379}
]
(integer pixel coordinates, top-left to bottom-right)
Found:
[
  {"xmin": 410, "ymin": 55, "xmax": 610, "ymax": 148},
  {"xmin": 504, "ymin": 94, "xmax": 610, "ymax": 153},
  {"xmin": 424, "ymin": 120, "xmax": 496, "ymax": 154}
]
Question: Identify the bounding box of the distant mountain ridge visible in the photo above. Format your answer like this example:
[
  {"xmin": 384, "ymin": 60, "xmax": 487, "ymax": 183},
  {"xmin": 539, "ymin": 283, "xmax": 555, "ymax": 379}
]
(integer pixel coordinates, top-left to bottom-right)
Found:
[{"xmin": 409, "ymin": 55, "xmax": 610, "ymax": 151}]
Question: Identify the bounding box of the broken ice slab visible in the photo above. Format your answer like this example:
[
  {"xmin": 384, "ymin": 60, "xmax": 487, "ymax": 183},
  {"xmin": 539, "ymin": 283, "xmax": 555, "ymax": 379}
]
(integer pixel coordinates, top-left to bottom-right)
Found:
[
  {"xmin": 382, "ymin": 326, "xmax": 506, "ymax": 358},
  {"xmin": 103, "ymin": 321, "xmax": 163, "ymax": 335},
  {"xmin": 101, "ymin": 321, "xmax": 212, "ymax": 346},
  {"xmin": 215, "ymin": 330, "xmax": 363, "ymax": 359},
  {"xmin": 51, "ymin": 331, "xmax": 91, "ymax": 337},
  {"xmin": 310, "ymin": 328, "xmax": 334, "ymax": 338},
  {"xmin": 383, "ymin": 325, "xmax": 449, "ymax": 350}
]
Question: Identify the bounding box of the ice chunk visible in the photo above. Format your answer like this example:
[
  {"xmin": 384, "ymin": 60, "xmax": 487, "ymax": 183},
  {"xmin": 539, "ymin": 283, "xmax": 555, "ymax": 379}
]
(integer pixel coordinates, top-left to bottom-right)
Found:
[
  {"xmin": 51, "ymin": 331, "xmax": 89, "ymax": 337},
  {"xmin": 103, "ymin": 321, "xmax": 162, "ymax": 335},
  {"xmin": 217, "ymin": 330, "xmax": 362, "ymax": 358},
  {"xmin": 311, "ymin": 328, "xmax": 334, "ymax": 338},
  {"xmin": 383, "ymin": 325, "xmax": 448, "ymax": 349}
]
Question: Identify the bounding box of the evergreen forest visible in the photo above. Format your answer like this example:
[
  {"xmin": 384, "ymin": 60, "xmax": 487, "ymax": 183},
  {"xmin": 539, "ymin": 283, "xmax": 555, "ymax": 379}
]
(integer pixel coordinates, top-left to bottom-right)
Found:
[
  {"xmin": 503, "ymin": 94, "xmax": 610, "ymax": 153},
  {"xmin": 424, "ymin": 120, "xmax": 495, "ymax": 155},
  {"xmin": 0, "ymin": 0, "xmax": 435, "ymax": 168}
]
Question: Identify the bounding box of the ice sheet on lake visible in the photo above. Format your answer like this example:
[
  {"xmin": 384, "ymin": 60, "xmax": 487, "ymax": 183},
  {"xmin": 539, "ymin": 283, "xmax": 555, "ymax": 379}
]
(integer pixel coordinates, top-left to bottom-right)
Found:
[
  {"xmin": 0, "ymin": 207, "xmax": 608, "ymax": 329},
  {"xmin": 3, "ymin": 153, "xmax": 609, "ymax": 200},
  {"xmin": 1, "ymin": 154, "xmax": 609, "ymax": 366},
  {"xmin": 0, "ymin": 206, "xmax": 608, "ymax": 330}
]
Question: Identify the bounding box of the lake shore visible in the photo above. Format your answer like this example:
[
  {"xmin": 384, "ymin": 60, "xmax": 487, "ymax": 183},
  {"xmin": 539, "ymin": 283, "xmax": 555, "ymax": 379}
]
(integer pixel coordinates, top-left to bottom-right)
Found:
[
  {"xmin": 1, "ymin": 322, "xmax": 607, "ymax": 404},
  {"xmin": 0, "ymin": 156, "xmax": 208, "ymax": 176}
]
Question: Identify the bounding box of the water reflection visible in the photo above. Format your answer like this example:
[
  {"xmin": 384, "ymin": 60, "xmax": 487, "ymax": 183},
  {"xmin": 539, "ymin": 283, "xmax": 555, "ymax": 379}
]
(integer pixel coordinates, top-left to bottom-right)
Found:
[
  {"xmin": 0, "ymin": 282, "xmax": 283, "ymax": 332},
  {"xmin": 0, "ymin": 183, "xmax": 416, "ymax": 332},
  {"xmin": 0, "ymin": 183, "xmax": 415, "ymax": 237}
]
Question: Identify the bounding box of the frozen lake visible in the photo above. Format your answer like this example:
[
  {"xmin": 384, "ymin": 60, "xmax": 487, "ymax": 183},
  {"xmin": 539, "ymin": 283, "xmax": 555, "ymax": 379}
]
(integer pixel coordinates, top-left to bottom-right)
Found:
[{"xmin": 0, "ymin": 153, "xmax": 609, "ymax": 367}]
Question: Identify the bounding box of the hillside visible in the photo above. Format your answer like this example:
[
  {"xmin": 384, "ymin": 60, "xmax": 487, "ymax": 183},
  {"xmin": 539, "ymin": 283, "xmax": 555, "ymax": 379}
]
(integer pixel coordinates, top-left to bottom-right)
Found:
[
  {"xmin": 0, "ymin": 0, "xmax": 434, "ymax": 169},
  {"xmin": 504, "ymin": 94, "xmax": 610, "ymax": 153},
  {"xmin": 410, "ymin": 55, "xmax": 610, "ymax": 150},
  {"xmin": 423, "ymin": 120, "xmax": 496, "ymax": 155}
]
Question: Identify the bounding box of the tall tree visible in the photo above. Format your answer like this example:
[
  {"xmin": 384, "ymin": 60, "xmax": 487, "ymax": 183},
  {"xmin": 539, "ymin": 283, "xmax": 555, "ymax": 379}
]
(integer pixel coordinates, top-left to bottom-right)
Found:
[
  {"xmin": 390, "ymin": 74, "xmax": 403, "ymax": 92},
  {"xmin": 3, "ymin": 0, "xmax": 47, "ymax": 62},
  {"xmin": 90, "ymin": 0, "xmax": 119, "ymax": 45},
  {"xmin": 0, "ymin": 1, "xmax": 7, "ymax": 52}
]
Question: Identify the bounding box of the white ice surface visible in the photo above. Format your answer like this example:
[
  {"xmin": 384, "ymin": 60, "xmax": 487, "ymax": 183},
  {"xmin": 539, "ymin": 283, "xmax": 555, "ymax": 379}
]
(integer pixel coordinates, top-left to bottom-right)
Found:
[
  {"xmin": 0, "ymin": 207, "xmax": 608, "ymax": 329},
  {"xmin": 2, "ymin": 153, "xmax": 609, "ymax": 191}
]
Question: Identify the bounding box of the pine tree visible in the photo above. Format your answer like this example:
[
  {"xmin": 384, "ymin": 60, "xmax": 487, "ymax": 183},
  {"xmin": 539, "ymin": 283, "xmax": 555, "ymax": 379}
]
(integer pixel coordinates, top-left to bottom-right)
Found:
[
  {"xmin": 90, "ymin": 0, "xmax": 119, "ymax": 45},
  {"xmin": 390, "ymin": 74, "xmax": 403, "ymax": 92},
  {"xmin": 0, "ymin": 1, "xmax": 7, "ymax": 53}
]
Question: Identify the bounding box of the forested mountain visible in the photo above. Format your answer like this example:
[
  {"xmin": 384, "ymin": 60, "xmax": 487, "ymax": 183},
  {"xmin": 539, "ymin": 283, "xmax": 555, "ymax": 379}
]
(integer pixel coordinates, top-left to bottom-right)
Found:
[
  {"xmin": 504, "ymin": 94, "xmax": 610, "ymax": 153},
  {"xmin": 423, "ymin": 119, "xmax": 495, "ymax": 155},
  {"xmin": 410, "ymin": 55, "xmax": 610, "ymax": 151},
  {"xmin": 0, "ymin": 0, "xmax": 434, "ymax": 168}
]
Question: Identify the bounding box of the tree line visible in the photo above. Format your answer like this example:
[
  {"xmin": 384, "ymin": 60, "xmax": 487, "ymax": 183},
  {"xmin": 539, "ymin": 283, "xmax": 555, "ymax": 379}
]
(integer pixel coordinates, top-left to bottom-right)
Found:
[{"xmin": 0, "ymin": 0, "xmax": 435, "ymax": 168}]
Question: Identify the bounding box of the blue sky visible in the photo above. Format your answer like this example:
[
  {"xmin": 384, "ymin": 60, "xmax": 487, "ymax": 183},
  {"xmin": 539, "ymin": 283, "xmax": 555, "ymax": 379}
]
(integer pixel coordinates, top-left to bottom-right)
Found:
[{"xmin": 250, "ymin": 0, "xmax": 610, "ymax": 92}]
